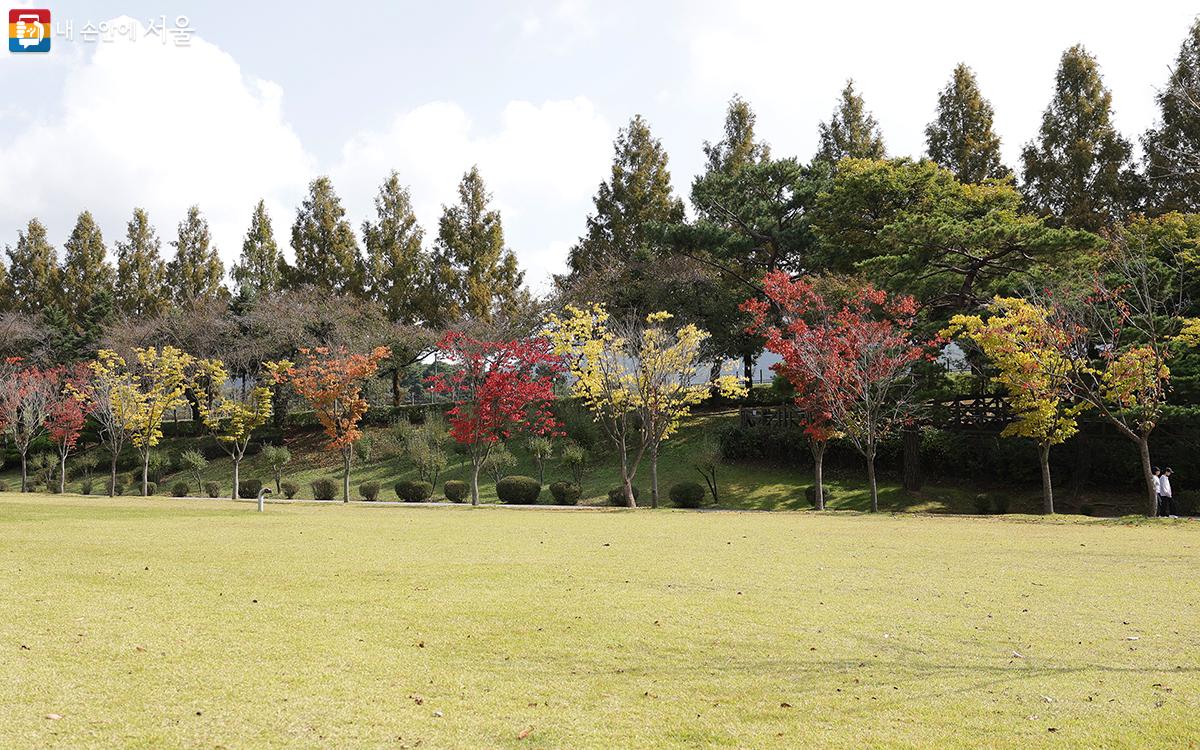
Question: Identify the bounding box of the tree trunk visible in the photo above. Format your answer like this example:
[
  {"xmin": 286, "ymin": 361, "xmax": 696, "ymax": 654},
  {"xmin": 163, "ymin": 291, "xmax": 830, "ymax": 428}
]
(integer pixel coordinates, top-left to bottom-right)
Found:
[
  {"xmin": 470, "ymin": 461, "xmax": 481, "ymax": 506},
  {"xmin": 59, "ymin": 452, "xmax": 67, "ymax": 495},
  {"xmin": 1138, "ymin": 436, "xmax": 1157, "ymax": 517},
  {"xmin": 19, "ymin": 451, "xmax": 28, "ymax": 492},
  {"xmin": 620, "ymin": 451, "xmax": 636, "ymax": 508},
  {"xmin": 902, "ymin": 426, "xmax": 922, "ymax": 491},
  {"xmin": 742, "ymin": 352, "xmax": 755, "ymax": 391},
  {"xmin": 232, "ymin": 457, "xmax": 241, "ymax": 501},
  {"xmin": 109, "ymin": 453, "xmax": 118, "ymax": 498},
  {"xmin": 650, "ymin": 444, "xmax": 659, "ymax": 509},
  {"xmin": 391, "ymin": 368, "xmax": 403, "ymax": 407},
  {"xmin": 811, "ymin": 439, "xmax": 826, "ymax": 511},
  {"xmin": 142, "ymin": 452, "xmax": 150, "ymax": 497},
  {"xmin": 1039, "ymin": 442, "xmax": 1054, "ymax": 515},
  {"xmin": 342, "ymin": 447, "xmax": 352, "ymax": 503},
  {"xmin": 866, "ymin": 446, "xmax": 879, "ymax": 513}
]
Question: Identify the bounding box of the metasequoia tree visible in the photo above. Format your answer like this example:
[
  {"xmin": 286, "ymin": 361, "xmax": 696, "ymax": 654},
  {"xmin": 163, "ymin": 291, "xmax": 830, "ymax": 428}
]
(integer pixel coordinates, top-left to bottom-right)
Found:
[
  {"xmin": 546, "ymin": 305, "xmax": 742, "ymax": 508},
  {"xmin": 273, "ymin": 346, "xmax": 390, "ymax": 502},
  {"xmin": 0, "ymin": 360, "xmax": 60, "ymax": 491},
  {"xmin": 747, "ymin": 273, "xmax": 925, "ymax": 512},
  {"xmin": 426, "ymin": 332, "xmax": 561, "ymax": 506},
  {"xmin": 190, "ymin": 359, "xmax": 278, "ymax": 500},
  {"xmin": 944, "ymin": 297, "xmax": 1086, "ymax": 513}
]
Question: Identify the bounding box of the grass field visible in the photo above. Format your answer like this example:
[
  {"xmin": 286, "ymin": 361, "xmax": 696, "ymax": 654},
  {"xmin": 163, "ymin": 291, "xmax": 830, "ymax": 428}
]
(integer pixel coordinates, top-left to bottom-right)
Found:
[{"xmin": 1, "ymin": 494, "xmax": 1197, "ymax": 748}]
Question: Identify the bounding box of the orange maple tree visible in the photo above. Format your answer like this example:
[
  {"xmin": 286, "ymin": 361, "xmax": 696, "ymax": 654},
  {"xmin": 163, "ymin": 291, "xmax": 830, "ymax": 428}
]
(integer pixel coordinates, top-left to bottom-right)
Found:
[{"xmin": 273, "ymin": 345, "xmax": 390, "ymax": 502}]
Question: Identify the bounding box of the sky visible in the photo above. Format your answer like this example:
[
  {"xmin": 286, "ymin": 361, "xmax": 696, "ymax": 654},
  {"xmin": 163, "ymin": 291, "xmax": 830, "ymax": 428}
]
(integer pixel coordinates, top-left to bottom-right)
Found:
[{"xmin": 0, "ymin": 1, "xmax": 1196, "ymax": 293}]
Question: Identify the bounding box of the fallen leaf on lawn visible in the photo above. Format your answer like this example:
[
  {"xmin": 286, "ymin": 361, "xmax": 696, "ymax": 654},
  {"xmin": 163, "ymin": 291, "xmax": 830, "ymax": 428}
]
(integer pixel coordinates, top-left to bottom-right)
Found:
[
  {"xmin": 45, "ymin": 714, "xmax": 62, "ymax": 720},
  {"xmin": 432, "ymin": 710, "xmax": 443, "ymax": 718},
  {"xmin": 517, "ymin": 727, "xmax": 533, "ymax": 740},
  {"xmin": 409, "ymin": 695, "xmax": 424, "ymax": 705},
  {"xmin": 1012, "ymin": 651, "xmax": 1024, "ymax": 658},
  {"xmin": 134, "ymin": 645, "xmax": 146, "ymax": 652},
  {"xmin": 1126, "ymin": 636, "xmax": 1140, "ymax": 641},
  {"xmin": 780, "ymin": 702, "xmax": 792, "ymax": 708}
]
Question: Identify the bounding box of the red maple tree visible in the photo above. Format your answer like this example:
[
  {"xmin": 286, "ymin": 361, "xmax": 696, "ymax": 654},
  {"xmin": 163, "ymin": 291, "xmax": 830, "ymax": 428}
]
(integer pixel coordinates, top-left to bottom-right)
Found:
[
  {"xmin": 274, "ymin": 346, "xmax": 391, "ymax": 502},
  {"xmin": 743, "ymin": 272, "xmax": 926, "ymax": 512},
  {"xmin": 47, "ymin": 366, "xmax": 94, "ymax": 494},
  {"xmin": 0, "ymin": 361, "xmax": 64, "ymax": 492},
  {"xmin": 426, "ymin": 332, "xmax": 562, "ymax": 505}
]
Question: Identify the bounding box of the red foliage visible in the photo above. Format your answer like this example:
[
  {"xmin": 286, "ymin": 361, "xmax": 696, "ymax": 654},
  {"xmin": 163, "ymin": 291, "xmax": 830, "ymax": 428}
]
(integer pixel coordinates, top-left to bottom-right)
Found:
[
  {"xmin": 426, "ymin": 332, "xmax": 563, "ymax": 450},
  {"xmin": 0, "ymin": 361, "xmax": 64, "ymax": 453},
  {"xmin": 276, "ymin": 346, "xmax": 391, "ymax": 451},
  {"xmin": 742, "ymin": 271, "xmax": 926, "ymax": 444},
  {"xmin": 47, "ymin": 366, "xmax": 94, "ymax": 455}
]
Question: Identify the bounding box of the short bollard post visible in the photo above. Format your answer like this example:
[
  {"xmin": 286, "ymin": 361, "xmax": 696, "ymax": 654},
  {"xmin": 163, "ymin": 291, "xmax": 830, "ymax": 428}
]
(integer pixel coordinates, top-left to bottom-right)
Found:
[{"xmin": 256, "ymin": 487, "xmax": 273, "ymax": 512}]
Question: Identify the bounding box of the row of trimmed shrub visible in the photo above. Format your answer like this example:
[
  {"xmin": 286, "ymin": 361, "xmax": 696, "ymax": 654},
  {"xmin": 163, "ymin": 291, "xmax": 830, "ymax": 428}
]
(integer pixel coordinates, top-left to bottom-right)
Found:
[{"xmin": 340, "ymin": 475, "xmax": 711, "ymax": 507}]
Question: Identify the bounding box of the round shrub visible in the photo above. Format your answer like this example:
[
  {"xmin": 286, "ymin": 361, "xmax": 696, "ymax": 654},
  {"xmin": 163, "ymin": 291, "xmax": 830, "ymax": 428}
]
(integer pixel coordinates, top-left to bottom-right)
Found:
[
  {"xmin": 360, "ymin": 481, "xmax": 381, "ymax": 502},
  {"xmin": 105, "ymin": 477, "xmax": 124, "ymax": 496},
  {"xmin": 669, "ymin": 481, "xmax": 705, "ymax": 508},
  {"xmin": 805, "ymin": 485, "xmax": 835, "ymax": 508},
  {"xmin": 171, "ymin": 481, "xmax": 190, "ymax": 498},
  {"xmin": 549, "ymin": 481, "xmax": 581, "ymax": 505},
  {"xmin": 973, "ymin": 494, "xmax": 991, "ymax": 515},
  {"xmin": 79, "ymin": 478, "xmax": 94, "ymax": 496},
  {"xmin": 141, "ymin": 481, "xmax": 158, "ymax": 496},
  {"xmin": 394, "ymin": 479, "xmax": 433, "ymax": 502},
  {"xmin": 444, "ymin": 480, "xmax": 468, "ymax": 503},
  {"xmin": 280, "ymin": 480, "xmax": 299, "ymax": 499},
  {"xmin": 0, "ymin": 480, "xmax": 8, "ymax": 493},
  {"xmin": 497, "ymin": 475, "xmax": 541, "ymax": 504},
  {"xmin": 238, "ymin": 479, "xmax": 264, "ymax": 499},
  {"xmin": 204, "ymin": 481, "xmax": 221, "ymax": 499},
  {"xmin": 311, "ymin": 478, "xmax": 339, "ymax": 502},
  {"xmin": 608, "ymin": 486, "xmax": 640, "ymax": 506}
]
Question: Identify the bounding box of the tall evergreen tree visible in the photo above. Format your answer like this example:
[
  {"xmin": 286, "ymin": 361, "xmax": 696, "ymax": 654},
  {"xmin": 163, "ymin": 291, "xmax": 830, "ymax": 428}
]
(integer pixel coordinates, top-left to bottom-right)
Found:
[
  {"xmin": 115, "ymin": 208, "xmax": 168, "ymax": 318},
  {"xmin": 814, "ymin": 80, "xmax": 886, "ymax": 165},
  {"xmin": 925, "ymin": 64, "xmax": 1009, "ymax": 183},
  {"xmin": 60, "ymin": 210, "xmax": 114, "ymax": 325},
  {"xmin": 167, "ymin": 205, "xmax": 225, "ymax": 304},
  {"xmin": 232, "ymin": 200, "xmax": 284, "ymax": 297},
  {"xmin": 1143, "ymin": 18, "xmax": 1200, "ymax": 214},
  {"xmin": 363, "ymin": 171, "xmax": 434, "ymax": 324},
  {"xmin": 432, "ymin": 166, "xmax": 524, "ymax": 323},
  {"xmin": 5, "ymin": 218, "xmax": 60, "ymax": 315},
  {"xmin": 702, "ymin": 94, "xmax": 770, "ymax": 174},
  {"xmin": 287, "ymin": 177, "xmax": 363, "ymax": 295},
  {"xmin": 0, "ymin": 258, "xmax": 11, "ymax": 313},
  {"xmin": 568, "ymin": 115, "xmax": 685, "ymax": 273},
  {"xmin": 1021, "ymin": 45, "xmax": 1139, "ymax": 232}
]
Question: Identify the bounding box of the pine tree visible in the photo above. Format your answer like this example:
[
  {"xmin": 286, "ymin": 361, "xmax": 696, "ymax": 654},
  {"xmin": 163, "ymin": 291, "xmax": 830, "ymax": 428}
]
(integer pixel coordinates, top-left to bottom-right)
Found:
[
  {"xmin": 925, "ymin": 64, "xmax": 1009, "ymax": 183},
  {"xmin": 814, "ymin": 80, "xmax": 886, "ymax": 165},
  {"xmin": 363, "ymin": 171, "xmax": 435, "ymax": 324},
  {"xmin": 5, "ymin": 218, "xmax": 60, "ymax": 315},
  {"xmin": 1021, "ymin": 45, "xmax": 1139, "ymax": 232},
  {"xmin": 702, "ymin": 94, "xmax": 770, "ymax": 174},
  {"xmin": 1143, "ymin": 18, "xmax": 1200, "ymax": 214},
  {"xmin": 115, "ymin": 208, "xmax": 169, "ymax": 318},
  {"xmin": 568, "ymin": 115, "xmax": 685, "ymax": 272},
  {"xmin": 287, "ymin": 177, "xmax": 363, "ymax": 295},
  {"xmin": 61, "ymin": 210, "xmax": 114, "ymax": 325},
  {"xmin": 432, "ymin": 166, "xmax": 524, "ymax": 323},
  {"xmin": 167, "ymin": 205, "xmax": 225, "ymax": 304},
  {"xmin": 232, "ymin": 200, "xmax": 284, "ymax": 297},
  {"xmin": 0, "ymin": 259, "xmax": 11, "ymax": 313}
]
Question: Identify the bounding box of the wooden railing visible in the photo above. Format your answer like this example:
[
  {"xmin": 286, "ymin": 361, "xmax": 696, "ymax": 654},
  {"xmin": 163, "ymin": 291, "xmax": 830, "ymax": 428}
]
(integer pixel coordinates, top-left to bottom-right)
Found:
[{"xmin": 740, "ymin": 395, "xmax": 1012, "ymax": 431}]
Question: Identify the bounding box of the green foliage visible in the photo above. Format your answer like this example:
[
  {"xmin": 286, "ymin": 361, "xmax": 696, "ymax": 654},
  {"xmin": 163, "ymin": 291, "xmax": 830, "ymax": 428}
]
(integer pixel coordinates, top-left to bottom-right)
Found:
[
  {"xmin": 287, "ymin": 177, "xmax": 363, "ymax": 295},
  {"xmin": 359, "ymin": 481, "xmax": 381, "ymax": 502},
  {"xmin": 204, "ymin": 481, "xmax": 221, "ymax": 499},
  {"xmin": 232, "ymin": 200, "xmax": 283, "ymax": 296},
  {"xmin": 559, "ymin": 440, "xmax": 589, "ymax": 485},
  {"xmin": 483, "ymin": 443, "xmax": 516, "ymax": 484},
  {"xmin": 114, "ymin": 208, "xmax": 168, "ymax": 318},
  {"xmin": 669, "ymin": 481, "xmax": 705, "ymax": 508},
  {"xmin": 106, "ymin": 477, "xmax": 126, "ymax": 496},
  {"xmin": 60, "ymin": 210, "xmax": 114, "ymax": 326},
  {"xmin": 238, "ymin": 479, "xmax": 263, "ymax": 499},
  {"xmin": 259, "ymin": 445, "xmax": 291, "ymax": 493},
  {"xmin": 146, "ymin": 452, "xmax": 171, "ymax": 484},
  {"xmin": 443, "ymin": 480, "xmax": 468, "ymax": 503},
  {"xmin": 280, "ymin": 481, "xmax": 299, "ymax": 499},
  {"xmin": 1021, "ymin": 45, "xmax": 1139, "ymax": 231},
  {"xmin": 166, "ymin": 205, "xmax": 225, "ymax": 304},
  {"xmin": 0, "ymin": 480, "xmax": 8, "ymax": 493},
  {"xmin": 5, "ymin": 218, "xmax": 60, "ymax": 315},
  {"xmin": 814, "ymin": 80, "xmax": 886, "ymax": 164},
  {"xmin": 806, "ymin": 485, "xmax": 836, "ymax": 508},
  {"xmin": 79, "ymin": 478, "xmax": 94, "ymax": 496},
  {"xmin": 394, "ymin": 479, "xmax": 433, "ymax": 502},
  {"xmin": 363, "ymin": 171, "xmax": 437, "ymax": 324},
  {"xmin": 925, "ymin": 64, "xmax": 1008, "ymax": 182},
  {"xmin": 527, "ymin": 435, "xmax": 554, "ymax": 484},
  {"xmin": 549, "ymin": 481, "xmax": 581, "ymax": 505},
  {"xmin": 171, "ymin": 481, "xmax": 190, "ymax": 498},
  {"xmin": 496, "ymin": 475, "xmax": 541, "ymax": 504},
  {"xmin": 311, "ymin": 478, "xmax": 339, "ymax": 502},
  {"xmin": 1144, "ymin": 19, "xmax": 1200, "ymax": 214}
]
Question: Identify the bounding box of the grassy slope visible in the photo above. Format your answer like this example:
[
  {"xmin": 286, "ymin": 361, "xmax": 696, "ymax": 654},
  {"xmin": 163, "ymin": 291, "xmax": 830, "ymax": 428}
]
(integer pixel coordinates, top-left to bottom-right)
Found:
[
  {"xmin": 0, "ymin": 413, "xmax": 1143, "ymax": 513},
  {"xmin": 0, "ymin": 494, "xmax": 1197, "ymax": 749}
]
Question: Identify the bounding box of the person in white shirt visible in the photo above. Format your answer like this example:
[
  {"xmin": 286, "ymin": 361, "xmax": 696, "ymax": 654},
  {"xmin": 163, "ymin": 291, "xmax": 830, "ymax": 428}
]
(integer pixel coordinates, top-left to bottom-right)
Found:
[{"xmin": 1159, "ymin": 468, "xmax": 1175, "ymax": 518}]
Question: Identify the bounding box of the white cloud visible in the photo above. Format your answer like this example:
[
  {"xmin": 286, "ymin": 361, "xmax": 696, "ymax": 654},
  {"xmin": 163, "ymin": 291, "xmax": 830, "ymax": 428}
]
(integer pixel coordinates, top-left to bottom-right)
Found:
[
  {"xmin": 0, "ymin": 17, "xmax": 313, "ymax": 270},
  {"xmin": 332, "ymin": 97, "xmax": 612, "ymax": 283}
]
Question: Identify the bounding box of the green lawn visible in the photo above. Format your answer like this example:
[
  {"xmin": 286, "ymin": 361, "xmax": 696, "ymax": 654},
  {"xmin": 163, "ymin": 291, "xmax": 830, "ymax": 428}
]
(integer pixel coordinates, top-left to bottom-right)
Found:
[{"xmin": 1, "ymin": 494, "xmax": 1197, "ymax": 748}]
